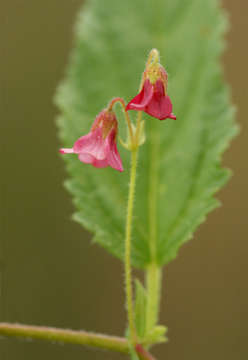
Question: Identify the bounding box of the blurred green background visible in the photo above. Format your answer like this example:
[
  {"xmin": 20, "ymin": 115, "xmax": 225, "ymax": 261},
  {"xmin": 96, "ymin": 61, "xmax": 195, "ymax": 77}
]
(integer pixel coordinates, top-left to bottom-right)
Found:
[{"xmin": 0, "ymin": 1, "xmax": 247, "ymax": 359}]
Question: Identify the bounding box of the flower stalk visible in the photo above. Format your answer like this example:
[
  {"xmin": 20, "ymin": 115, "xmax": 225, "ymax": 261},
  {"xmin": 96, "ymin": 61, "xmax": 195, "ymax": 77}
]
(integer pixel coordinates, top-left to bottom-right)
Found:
[
  {"xmin": 108, "ymin": 98, "xmax": 147, "ymax": 351},
  {"xmin": 125, "ymin": 148, "xmax": 139, "ymax": 345},
  {"xmin": 108, "ymin": 97, "xmax": 134, "ymax": 144}
]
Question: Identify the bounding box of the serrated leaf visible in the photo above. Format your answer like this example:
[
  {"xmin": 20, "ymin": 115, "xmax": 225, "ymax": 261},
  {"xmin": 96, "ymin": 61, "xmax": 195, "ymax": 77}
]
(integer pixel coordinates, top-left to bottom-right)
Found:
[{"xmin": 56, "ymin": 0, "xmax": 238, "ymax": 268}]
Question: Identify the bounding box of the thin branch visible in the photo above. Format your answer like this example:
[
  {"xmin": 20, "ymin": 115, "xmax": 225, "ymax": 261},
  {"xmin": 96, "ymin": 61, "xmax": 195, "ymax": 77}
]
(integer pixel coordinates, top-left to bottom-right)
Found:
[{"xmin": 0, "ymin": 323, "xmax": 129, "ymax": 354}]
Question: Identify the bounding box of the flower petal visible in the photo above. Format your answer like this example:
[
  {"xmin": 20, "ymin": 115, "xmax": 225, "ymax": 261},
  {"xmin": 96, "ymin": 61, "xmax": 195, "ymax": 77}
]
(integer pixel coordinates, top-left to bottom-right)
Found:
[
  {"xmin": 106, "ymin": 130, "xmax": 124, "ymax": 172},
  {"xmin": 92, "ymin": 158, "xmax": 109, "ymax": 168},
  {"xmin": 146, "ymin": 94, "xmax": 173, "ymax": 120},
  {"xmin": 78, "ymin": 153, "xmax": 94, "ymax": 163},
  {"xmin": 73, "ymin": 128, "xmax": 106, "ymax": 160},
  {"xmin": 126, "ymin": 79, "xmax": 153, "ymax": 111},
  {"xmin": 142, "ymin": 80, "xmax": 175, "ymax": 120},
  {"xmin": 168, "ymin": 113, "xmax": 177, "ymax": 120},
  {"xmin": 59, "ymin": 148, "xmax": 74, "ymax": 154},
  {"xmin": 78, "ymin": 153, "xmax": 109, "ymax": 168}
]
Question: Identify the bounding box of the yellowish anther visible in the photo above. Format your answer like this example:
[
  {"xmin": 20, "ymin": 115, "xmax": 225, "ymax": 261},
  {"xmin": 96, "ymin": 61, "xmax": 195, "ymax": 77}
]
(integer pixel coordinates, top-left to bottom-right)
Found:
[
  {"xmin": 146, "ymin": 48, "xmax": 160, "ymax": 67},
  {"xmin": 139, "ymin": 49, "xmax": 161, "ymax": 91},
  {"xmin": 145, "ymin": 63, "xmax": 161, "ymax": 84}
]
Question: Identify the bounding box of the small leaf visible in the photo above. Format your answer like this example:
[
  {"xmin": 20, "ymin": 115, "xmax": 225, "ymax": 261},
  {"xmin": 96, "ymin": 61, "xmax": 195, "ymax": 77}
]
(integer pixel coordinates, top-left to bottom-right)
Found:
[
  {"xmin": 56, "ymin": 0, "xmax": 238, "ymax": 268},
  {"xmin": 143, "ymin": 325, "xmax": 167, "ymax": 347}
]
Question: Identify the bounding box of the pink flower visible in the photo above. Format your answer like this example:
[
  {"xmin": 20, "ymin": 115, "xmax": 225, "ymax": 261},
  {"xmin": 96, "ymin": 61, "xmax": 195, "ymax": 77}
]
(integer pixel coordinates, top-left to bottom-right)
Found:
[
  {"xmin": 60, "ymin": 110, "xmax": 123, "ymax": 172},
  {"xmin": 126, "ymin": 65, "xmax": 176, "ymax": 121}
]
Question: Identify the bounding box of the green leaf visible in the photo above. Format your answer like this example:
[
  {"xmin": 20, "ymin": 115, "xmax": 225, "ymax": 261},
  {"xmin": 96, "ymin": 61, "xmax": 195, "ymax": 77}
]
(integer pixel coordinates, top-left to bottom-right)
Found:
[
  {"xmin": 56, "ymin": 0, "xmax": 238, "ymax": 268},
  {"xmin": 143, "ymin": 325, "xmax": 167, "ymax": 347}
]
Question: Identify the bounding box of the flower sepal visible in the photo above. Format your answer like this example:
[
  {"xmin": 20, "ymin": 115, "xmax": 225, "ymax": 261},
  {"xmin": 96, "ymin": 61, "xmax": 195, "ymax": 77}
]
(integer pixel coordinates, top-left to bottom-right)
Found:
[{"xmin": 119, "ymin": 120, "xmax": 146, "ymax": 151}]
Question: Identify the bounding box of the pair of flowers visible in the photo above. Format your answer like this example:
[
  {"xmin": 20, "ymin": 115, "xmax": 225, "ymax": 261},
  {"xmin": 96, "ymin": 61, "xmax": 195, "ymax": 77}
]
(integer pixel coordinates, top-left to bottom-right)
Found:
[{"xmin": 60, "ymin": 54, "xmax": 176, "ymax": 172}]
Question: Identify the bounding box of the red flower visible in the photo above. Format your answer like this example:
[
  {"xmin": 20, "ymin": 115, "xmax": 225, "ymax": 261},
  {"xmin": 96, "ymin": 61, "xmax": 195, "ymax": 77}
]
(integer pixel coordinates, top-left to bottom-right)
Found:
[
  {"xmin": 60, "ymin": 110, "xmax": 123, "ymax": 172},
  {"xmin": 126, "ymin": 65, "xmax": 176, "ymax": 121}
]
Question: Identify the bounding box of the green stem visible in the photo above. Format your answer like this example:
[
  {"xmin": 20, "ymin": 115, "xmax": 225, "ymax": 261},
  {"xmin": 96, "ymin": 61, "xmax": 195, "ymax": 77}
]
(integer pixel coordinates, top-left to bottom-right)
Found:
[
  {"xmin": 0, "ymin": 323, "xmax": 157, "ymax": 358},
  {"xmin": 125, "ymin": 148, "xmax": 139, "ymax": 345},
  {"xmin": 0, "ymin": 323, "xmax": 129, "ymax": 353}
]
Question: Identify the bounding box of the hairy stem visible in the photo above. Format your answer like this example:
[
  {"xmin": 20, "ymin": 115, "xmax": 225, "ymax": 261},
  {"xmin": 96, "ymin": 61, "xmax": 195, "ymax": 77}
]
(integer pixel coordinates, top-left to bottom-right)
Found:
[
  {"xmin": 125, "ymin": 149, "xmax": 139, "ymax": 345},
  {"xmin": 0, "ymin": 323, "xmax": 158, "ymax": 358},
  {"xmin": 0, "ymin": 323, "xmax": 129, "ymax": 353}
]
